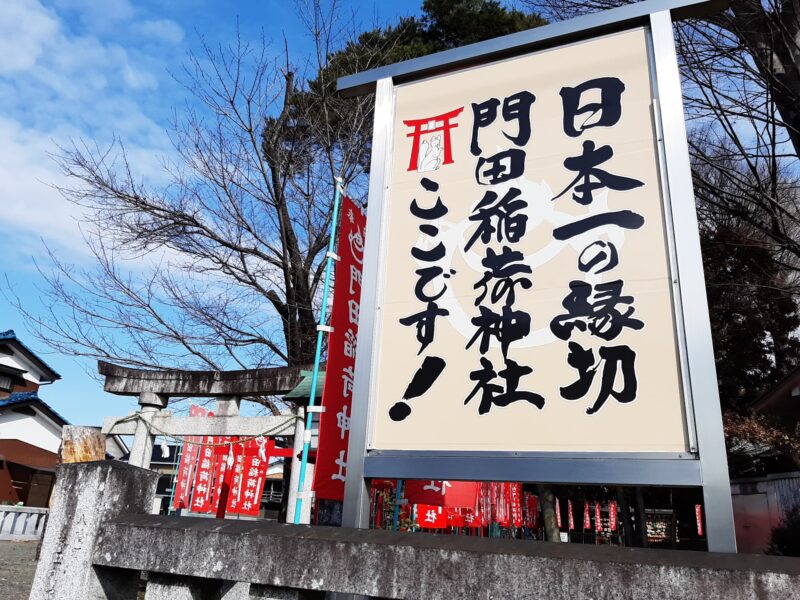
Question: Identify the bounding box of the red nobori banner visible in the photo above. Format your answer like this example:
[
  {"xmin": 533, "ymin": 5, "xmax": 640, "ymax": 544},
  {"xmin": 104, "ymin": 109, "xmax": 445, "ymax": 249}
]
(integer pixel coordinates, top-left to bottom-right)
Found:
[
  {"xmin": 226, "ymin": 438, "xmax": 269, "ymax": 516},
  {"xmin": 510, "ymin": 483, "xmax": 523, "ymax": 528},
  {"xmin": 313, "ymin": 196, "xmax": 366, "ymax": 502},
  {"xmin": 190, "ymin": 434, "xmax": 221, "ymax": 513},
  {"xmin": 172, "ymin": 405, "xmax": 211, "ymax": 510}
]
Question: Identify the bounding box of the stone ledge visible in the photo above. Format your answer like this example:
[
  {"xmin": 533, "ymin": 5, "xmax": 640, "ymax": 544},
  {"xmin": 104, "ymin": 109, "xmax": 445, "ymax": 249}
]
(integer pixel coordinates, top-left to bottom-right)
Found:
[{"xmin": 93, "ymin": 515, "xmax": 800, "ymax": 600}]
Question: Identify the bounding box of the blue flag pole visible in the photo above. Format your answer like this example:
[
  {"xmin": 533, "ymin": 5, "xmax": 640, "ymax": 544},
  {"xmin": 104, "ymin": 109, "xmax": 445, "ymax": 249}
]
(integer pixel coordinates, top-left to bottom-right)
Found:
[{"xmin": 293, "ymin": 177, "xmax": 344, "ymax": 524}]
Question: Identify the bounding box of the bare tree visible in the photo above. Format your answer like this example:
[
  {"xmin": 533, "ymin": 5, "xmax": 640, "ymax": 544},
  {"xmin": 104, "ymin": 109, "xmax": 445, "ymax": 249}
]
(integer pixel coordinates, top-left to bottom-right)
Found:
[
  {"xmin": 521, "ymin": 0, "xmax": 800, "ymax": 290},
  {"xmin": 526, "ymin": 0, "xmax": 800, "ymax": 152},
  {"xmin": 10, "ymin": 0, "xmax": 386, "ymax": 375}
]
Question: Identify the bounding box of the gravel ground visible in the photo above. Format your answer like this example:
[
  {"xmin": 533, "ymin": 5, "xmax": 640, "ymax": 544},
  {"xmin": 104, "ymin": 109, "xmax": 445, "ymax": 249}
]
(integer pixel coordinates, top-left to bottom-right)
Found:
[{"xmin": 0, "ymin": 540, "xmax": 38, "ymax": 600}]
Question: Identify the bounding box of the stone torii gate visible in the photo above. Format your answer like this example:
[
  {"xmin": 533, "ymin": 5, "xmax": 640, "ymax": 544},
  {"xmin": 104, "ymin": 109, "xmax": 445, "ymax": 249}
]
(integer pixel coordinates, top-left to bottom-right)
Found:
[{"xmin": 98, "ymin": 360, "xmax": 317, "ymax": 522}]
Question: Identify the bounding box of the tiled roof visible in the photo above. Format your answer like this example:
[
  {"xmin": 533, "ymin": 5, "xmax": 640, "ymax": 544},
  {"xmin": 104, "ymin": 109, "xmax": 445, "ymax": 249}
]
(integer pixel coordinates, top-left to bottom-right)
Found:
[
  {"xmin": 283, "ymin": 370, "xmax": 325, "ymax": 400},
  {"xmin": 0, "ymin": 330, "xmax": 61, "ymax": 381}
]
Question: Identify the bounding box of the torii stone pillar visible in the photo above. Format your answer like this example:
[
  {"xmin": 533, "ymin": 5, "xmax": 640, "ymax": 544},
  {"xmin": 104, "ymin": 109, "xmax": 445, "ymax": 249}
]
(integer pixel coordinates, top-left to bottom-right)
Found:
[{"xmin": 129, "ymin": 391, "xmax": 168, "ymax": 469}]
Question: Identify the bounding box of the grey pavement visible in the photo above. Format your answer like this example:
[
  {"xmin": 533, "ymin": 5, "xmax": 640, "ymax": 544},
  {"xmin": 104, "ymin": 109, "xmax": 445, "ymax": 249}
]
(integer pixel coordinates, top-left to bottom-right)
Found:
[{"xmin": 0, "ymin": 540, "xmax": 37, "ymax": 600}]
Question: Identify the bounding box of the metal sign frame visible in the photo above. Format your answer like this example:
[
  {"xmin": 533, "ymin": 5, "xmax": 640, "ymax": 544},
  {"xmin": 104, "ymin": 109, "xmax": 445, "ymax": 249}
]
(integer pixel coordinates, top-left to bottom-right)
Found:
[{"xmin": 338, "ymin": 0, "xmax": 736, "ymax": 552}]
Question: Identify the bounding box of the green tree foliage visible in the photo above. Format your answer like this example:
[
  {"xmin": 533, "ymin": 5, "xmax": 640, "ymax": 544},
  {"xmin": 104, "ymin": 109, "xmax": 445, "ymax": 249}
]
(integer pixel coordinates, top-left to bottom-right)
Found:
[
  {"xmin": 298, "ymin": 0, "xmax": 547, "ymax": 173},
  {"xmin": 702, "ymin": 227, "xmax": 800, "ymax": 412}
]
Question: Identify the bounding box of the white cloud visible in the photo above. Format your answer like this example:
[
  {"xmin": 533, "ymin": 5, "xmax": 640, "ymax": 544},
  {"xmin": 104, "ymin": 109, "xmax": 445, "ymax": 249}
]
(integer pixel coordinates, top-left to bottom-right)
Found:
[
  {"xmin": 134, "ymin": 19, "xmax": 185, "ymax": 45},
  {"xmin": 0, "ymin": 0, "xmax": 178, "ymax": 267},
  {"xmin": 0, "ymin": 118, "xmax": 87, "ymax": 263},
  {"xmin": 0, "ymin": 0, "xmax": 59, "ymax": 74},
  {"xmin": 51, "ymin": 0, "xmax": 134, "ymax": 27}
]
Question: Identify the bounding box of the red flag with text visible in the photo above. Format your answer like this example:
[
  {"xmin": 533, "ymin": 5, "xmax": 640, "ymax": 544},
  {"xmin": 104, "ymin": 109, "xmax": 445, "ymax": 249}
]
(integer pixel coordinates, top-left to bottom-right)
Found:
[
  {"xmin": 172, "ymin": 405, "xmax": 210, "ymax": 510},
  {"xmin": 313, "ymin": 196, "xmax": 366, "ymax": 502}
]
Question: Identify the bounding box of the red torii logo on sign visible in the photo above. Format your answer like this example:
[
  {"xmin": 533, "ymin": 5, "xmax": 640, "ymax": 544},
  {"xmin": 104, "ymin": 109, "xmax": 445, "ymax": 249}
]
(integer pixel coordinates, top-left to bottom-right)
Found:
[{"xmin": 403, "ymin": 107, "xmax": 464, "ymax": 172}]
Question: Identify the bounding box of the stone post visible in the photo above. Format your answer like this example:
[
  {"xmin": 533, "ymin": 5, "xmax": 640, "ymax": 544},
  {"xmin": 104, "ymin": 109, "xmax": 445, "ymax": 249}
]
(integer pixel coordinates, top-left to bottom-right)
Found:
[
  {"xmin": 29, "ymin": 460, "xmax": 158, "ymax": 600},
  {"xmin": 60, "ymin": 426, "xmax": 106, "ymax": 463},
  {"xmin": 129, "ymin": 391, "xmax": 168, "ymax": 469},
  {"xmin": 286, "ymin": 407, "xmax": 313, "ymax": 524}
]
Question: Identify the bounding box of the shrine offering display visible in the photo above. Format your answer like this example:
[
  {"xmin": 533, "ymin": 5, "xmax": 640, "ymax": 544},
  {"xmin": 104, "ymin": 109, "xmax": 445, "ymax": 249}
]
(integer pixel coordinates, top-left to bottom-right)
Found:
[{"xmin": 170, "ymin": 405, "xmax": 292, "ymax": 518}]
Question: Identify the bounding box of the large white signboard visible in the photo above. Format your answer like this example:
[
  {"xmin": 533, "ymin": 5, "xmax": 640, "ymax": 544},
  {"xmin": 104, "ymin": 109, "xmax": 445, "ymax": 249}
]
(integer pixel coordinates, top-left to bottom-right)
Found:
[{"xmin": 368, "ymin": 27, "xmax": 689, "ymax": 453}]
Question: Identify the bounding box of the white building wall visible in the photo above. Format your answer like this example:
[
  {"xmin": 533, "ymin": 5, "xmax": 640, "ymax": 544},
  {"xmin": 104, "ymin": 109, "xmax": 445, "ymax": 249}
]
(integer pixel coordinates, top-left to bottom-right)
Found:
[
  {"xmin": 0, "ymin": 353, "xmax": 49, "ymax": 386},
  {"xmin": 0, "ymin": 410, "xmax": 62, "ymax": 454}
]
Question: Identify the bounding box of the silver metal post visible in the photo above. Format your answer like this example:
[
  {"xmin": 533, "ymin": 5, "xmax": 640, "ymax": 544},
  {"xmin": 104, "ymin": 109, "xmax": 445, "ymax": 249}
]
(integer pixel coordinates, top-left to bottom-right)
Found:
[
  {"xmin": 342, "ymin": 77, "xmax": 396, "ymax": 529},
  {"xmin": 649, "ymin": 9, "xmax": 736, "ymax": 552}
]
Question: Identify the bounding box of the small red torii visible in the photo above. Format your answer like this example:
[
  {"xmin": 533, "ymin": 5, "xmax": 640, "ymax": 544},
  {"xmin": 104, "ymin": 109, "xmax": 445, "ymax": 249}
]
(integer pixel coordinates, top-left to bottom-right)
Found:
[{"xmin": 403, "ymin": 106, "xmax": 464, "ymax": 172}]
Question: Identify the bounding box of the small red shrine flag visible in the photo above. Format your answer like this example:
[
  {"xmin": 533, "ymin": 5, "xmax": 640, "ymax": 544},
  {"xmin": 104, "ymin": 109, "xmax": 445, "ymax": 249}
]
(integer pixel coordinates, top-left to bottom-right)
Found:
[
  {"xmin": 464, "ymin": 508, "xmax": 481, "ymax": 528},
  {"xmin": 447, "ymin": 508, "xmax": 466, "ymax": 528},
  {"xmin": 695, "ymin": 504, "xmax": 704, "ymax": 536},
  {"xmin": 567, "ymin": 499, "xmax": 575, "ymax": 531},
  {"xmin": 416, "ymin": 504, "xmax": 447, "ymax": 528},
  {"xmin": 583, "ymin": 501, "xmax": 591, "ymax": 530},
  {"xmin": 609, "ymin": 500, "xmax": 618, "ymax": 532},
  {"xmin": 595, "ymin": 501, "xmax": 602, "ymax": 532},
  {"xmin": 524, "ymin": 493, "xmax": 538, "ymax": 529},
  {"xmin": 555, "ymin": 497, "xmax": 562, "ymax": 529}
]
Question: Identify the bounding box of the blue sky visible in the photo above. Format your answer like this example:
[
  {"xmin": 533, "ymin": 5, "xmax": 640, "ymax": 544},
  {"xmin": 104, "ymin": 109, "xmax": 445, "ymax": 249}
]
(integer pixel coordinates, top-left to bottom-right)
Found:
[{"xmin": 0, "ymin": 0, "xmax": 419, "ymax": 425}]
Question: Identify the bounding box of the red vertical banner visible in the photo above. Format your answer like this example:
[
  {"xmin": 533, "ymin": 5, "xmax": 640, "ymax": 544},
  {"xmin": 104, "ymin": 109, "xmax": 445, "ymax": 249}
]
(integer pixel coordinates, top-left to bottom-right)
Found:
[
  {"xmin": 523, "ymin": 493, "xmax": 538, "ymax": 528},
  {"xmin": 595, "ymin": 501, "xmax": 602, "ymax": 532},
  {"xmin": 210, "ymin": 436, "xmax": 237, "ymax": 515},
  {"xmin": 495, "ymin": 483, "xmax": 510, "ymax": 527},
  {"xmin": 313, "ymin": 196, "xmax": 366, "ymax": 502},
  {"xmin": 479, "ymin": 482, "xmax": 492, "ymax": 527},
  {"xmin": 510, "ymin": 483, "xmax": 523, "ymax": 528},
  {"xmin": 609, "ymin": 500, "xmax": 618, "ymax": 532},
  {"xmin": 227, "ymin": 438, "xmax": 270, "ymax": 515},
  {"xmin": 172, "ymin": 405, "xmax": 210, "ymax": 510},
  {"xmin": 695, "ymin": 504, "xmax": 704, "ymax": 536},
  {"xmin": 555, "ymin": 497, "xmax": 562, "ymax": 529},
  {"xmin": 583, "ymin": 501, "xmax": 591, "ymax": 530},
  {"xmin": 190, "ymin": 434, "xmax": 218, "ymax": 513},
  {"xmin": 405, "ymin": 480, "xmax": 449, "ymax": 506},
  {"xmin": 567, "ymin": 499, "xmax": 575, "ymax": 531}
]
